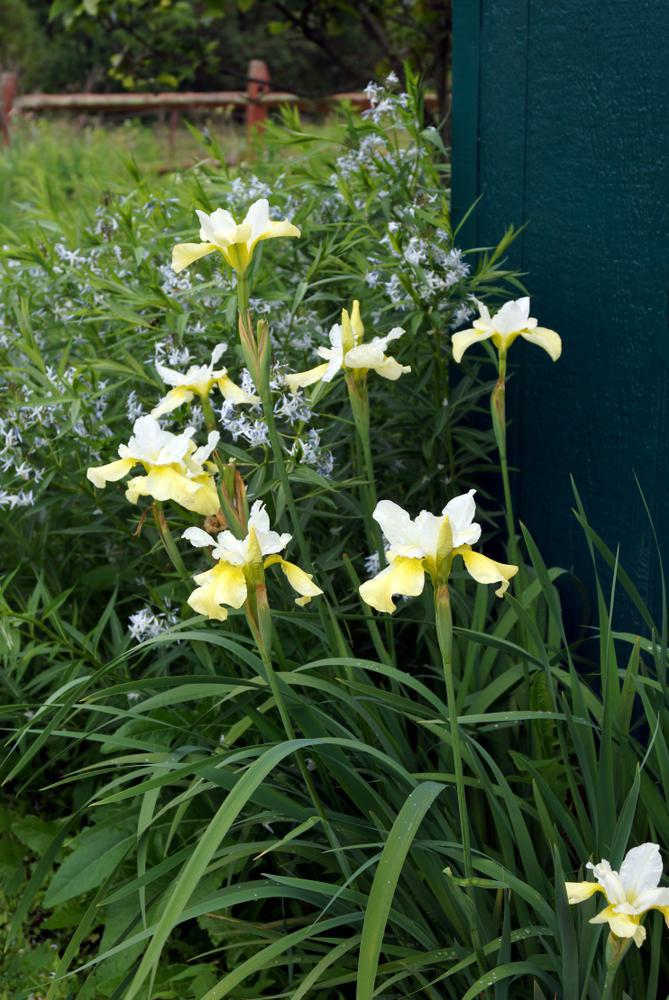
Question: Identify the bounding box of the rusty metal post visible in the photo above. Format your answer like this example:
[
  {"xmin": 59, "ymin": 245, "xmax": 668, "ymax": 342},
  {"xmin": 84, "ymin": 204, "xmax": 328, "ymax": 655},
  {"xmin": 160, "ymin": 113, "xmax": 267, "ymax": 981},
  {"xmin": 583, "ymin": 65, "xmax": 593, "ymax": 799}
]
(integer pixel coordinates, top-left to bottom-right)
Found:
[
  {"xmin": 1, "ymin": 72, "xmax": 18, "ymax": 146},
  {"xmin": 246, "ymin": 59, "xmax": 270, "ymax": 136}
]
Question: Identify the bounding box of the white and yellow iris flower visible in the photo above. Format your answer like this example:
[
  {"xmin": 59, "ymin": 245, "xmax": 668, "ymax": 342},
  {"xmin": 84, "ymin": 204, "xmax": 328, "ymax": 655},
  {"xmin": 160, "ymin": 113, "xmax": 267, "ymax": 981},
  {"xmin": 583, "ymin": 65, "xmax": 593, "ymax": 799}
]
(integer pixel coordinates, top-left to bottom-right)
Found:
[
  {"xmin": 87, "ymin": 415, "xmax": 220, "ymax": 515},
  {"xmin": 172, "ymin": 198, "xmax": 300, "ymax": 276},
  {"xmin": 359, "ymin": 491, "xmax": 518, "ymax": 613},
  {"xmin": 285, "ymin": 300, "xmax": 410, "ymax": 392},
  {"xmin": 566, "ymin": 843, "xmax": 669, "ymax": 948},
  {"xmin": 151, "ymin": 343, "xmax": 258, "ymax": 418},
  {"xmin": 183, "ymin": 500, "xmax": 323, "ymax": 622},
  {"xmin": 452, "ymin": 297, "xmax": 562, "ymax": 363}
]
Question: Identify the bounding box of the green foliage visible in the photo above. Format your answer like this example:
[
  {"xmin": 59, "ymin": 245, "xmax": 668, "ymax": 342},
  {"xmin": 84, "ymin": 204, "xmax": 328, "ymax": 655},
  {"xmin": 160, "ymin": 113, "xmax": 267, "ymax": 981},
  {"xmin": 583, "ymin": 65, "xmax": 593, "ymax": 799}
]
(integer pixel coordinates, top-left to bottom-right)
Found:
[
  {"xmin": 42, "ymin": 0, "xmax": 387, "ymax": 94},
  {"xmin": 1, "ymin": 79, "xmax": 668, "ymax": 999},
  {"xmin": 41, "ymin": 0, "xmax": 449, "ymax": 106},
  {"xmin": 0, "ymin": 0, "xmax": 45, "ymax": 88}
]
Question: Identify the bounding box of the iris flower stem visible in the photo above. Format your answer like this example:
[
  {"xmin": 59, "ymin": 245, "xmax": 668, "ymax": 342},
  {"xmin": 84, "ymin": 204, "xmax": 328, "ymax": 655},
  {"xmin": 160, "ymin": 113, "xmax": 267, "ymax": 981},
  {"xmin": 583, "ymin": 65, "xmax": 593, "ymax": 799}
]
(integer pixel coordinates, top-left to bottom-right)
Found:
[
  {"xmin": 201, "ymin": 395, "xmax": 218, "ymax": 434},
  {"xmin": 250, "ymin": 596, "xmax": 352, "ymax": 879},
  {"xmin": 264, "ymin": 396, "xmax": 312, "ymax": 565},
  {"xmin": 490, "ymin": 352, "xmax": 521, "ymax": 570},
  {"xmin": 237, "ymin": 273, "xmax": 250, "ymax": 314},
  {"xmin": 152, "ymin": 501, "xmax": 187, "ymax": 577},
  {"xmin": 434, "ymin": 582, "xmax": 487, "ymax": 965},
  {"xmin": 602, "ymin": 965, "xmax": 619, "ymax": 1000},
  {"xmin": 434, "ymin": 583, "xmax": 471, "ymax": 878},
  {"xmin": 235, "ymin": 281, "xmax": 312, "ymax": 569},
  {"xmin": 346, "ymin": 375, "xmax": 396, "ymax": 659},
  {"xmin": 235, "ymin": 290, "xmax": 349, "ymax": 654},
  {"xmin": 602, "ymin": 934, "xmax": 630, "ymax": 999},
  {"xmin": 260, "ymin": 377, "xmax": 351, "ymax": 655},
  {"xmin": 346, "ymin": 375, "xmax": 383, "ymax": 561}
]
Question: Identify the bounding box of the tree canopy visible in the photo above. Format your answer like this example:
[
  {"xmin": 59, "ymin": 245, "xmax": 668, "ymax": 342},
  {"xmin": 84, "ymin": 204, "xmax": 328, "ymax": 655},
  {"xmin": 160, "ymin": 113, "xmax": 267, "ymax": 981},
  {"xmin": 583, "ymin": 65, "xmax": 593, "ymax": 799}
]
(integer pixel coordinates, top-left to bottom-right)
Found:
[{"xmin": 4, "ymin": 0, "xmax": 450, "ymax": 116}]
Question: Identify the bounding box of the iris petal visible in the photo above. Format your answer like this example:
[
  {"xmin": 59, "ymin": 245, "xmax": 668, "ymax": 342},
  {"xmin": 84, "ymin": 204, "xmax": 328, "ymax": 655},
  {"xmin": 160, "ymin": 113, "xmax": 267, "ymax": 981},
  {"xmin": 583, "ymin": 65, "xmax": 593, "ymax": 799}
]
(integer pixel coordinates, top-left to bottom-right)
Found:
[
  {"xmin": 87, "ymin": 457, "xmax": 135, "ymax": 488},
  {"xmin": 359, "ymin": 557, "xmax": 425, "ymax": 613},
  {"xmin": 171, "ymin": 242, "xmax": 217, "ymax": 273},
  {"xmin": 520, "ymin": 327, "xmax": 562, "ymax": 361},
  {"xmin": 565, "ymin": 881, "xmax": 603, "ymax": 904},
  {"xmin": 264, "ymin": 555, "xmax": 323, "ymax": 605},
  {"xmin": 459, "ymin": 547, "xmax": 518, "ymax": 596},
  {"xmin": 188, "ymin": 562, "xmax": 247, "ymax": 620},
  {"xmin": 284, "ymin": 363, "xmax": 330, "ymax": 392},
  {"xmin": 451, "ymin": 327, "xmax": 493, "ymax": 363}
]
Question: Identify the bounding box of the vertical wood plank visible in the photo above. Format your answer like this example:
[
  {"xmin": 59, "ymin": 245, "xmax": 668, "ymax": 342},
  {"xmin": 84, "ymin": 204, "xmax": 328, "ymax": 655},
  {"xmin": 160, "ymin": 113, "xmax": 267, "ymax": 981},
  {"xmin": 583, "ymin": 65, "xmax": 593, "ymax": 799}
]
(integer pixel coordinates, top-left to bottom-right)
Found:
[
  {"xmin": 453, "ymin": 0, "xmax": 669, "ymax": 615},
  {"xmin": 451, "ymin": 0, "xmax": 481, "ymax": 246}
]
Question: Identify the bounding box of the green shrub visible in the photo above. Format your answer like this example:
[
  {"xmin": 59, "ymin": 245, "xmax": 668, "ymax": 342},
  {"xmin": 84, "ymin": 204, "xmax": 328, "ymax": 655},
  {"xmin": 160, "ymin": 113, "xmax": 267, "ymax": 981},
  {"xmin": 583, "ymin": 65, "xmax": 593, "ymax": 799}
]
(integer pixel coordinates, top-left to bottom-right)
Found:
[
  {"xmin": 0, "ymin": 0, "xmax": 45, "ymax": 88},
  {"xmin": 2, "ymin": 75, "xmax": 667, "ymax": 1000}
]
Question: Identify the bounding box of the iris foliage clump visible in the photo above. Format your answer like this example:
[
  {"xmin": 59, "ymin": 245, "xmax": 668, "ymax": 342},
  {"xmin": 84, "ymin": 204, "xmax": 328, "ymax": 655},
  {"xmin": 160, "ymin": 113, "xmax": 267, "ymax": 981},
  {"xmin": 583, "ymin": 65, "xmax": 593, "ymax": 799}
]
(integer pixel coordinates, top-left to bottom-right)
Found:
[{"xmin": 1, "ymin": 75, "xmax": 668, "ymax": 999}]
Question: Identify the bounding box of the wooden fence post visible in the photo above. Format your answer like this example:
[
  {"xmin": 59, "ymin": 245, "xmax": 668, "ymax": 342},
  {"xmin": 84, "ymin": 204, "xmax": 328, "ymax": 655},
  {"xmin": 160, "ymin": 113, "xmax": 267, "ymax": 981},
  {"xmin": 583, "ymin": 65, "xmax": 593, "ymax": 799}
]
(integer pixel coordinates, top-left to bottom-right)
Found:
[
  {"xmin": 246, "ymin": 59, "xmax": 270, "ymax": 135},
  {"xmin": 1, "ymin": 72, "xmax": 18, "ymax": 146},
  {"xmin": 168, "ymin": 107, "xmax": 179, "ymax": 159}
]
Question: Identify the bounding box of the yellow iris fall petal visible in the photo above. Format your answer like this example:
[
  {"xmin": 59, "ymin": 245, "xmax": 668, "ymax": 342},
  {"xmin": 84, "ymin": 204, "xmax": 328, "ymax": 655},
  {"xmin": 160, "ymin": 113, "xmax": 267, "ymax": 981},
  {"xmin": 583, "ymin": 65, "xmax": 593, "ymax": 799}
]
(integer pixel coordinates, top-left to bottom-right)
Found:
[
  {"xmin": 589, "ymin": 906, "xmax": 645, "ymax": 944},
  {"xmin": 458, "ymin": 546, "xmax": 518, "ymax": 596},
  {"xmin": 264, "ymin": 555, "xmax": 323, "ymax": 606},
  {"xmin": 150, "ymin": 386, "xmax": 195, "ymax": 419},
  {"xmin": 172, "ymin": 242, "xmax": 218, "ymax": 273},
  {"xmin": 87, "ymin": 457, "xmax": 136, "ymax": 488},
  {"xmin": 187, "ymin": 562, "xmax": 248, "ymax": 622},
  {"xmin": 125, "ymin": 468, "xmax": 219, "ymax": 516},
  {"xmin": 451, "ymin": 326, "xmax": 491, "ymax": 364},
  {"xmin": 565, "ymin": 881, "xmax": 603, "ymax": 904},
  {"xmin": 218, "ymin": 374, "xmax": 256, "ymax": 403},
  {"xmin": 518, "ymin": 326, "xmax": 562, "ymax": 361},
  {"xmin": 284, "ymin": 363, "xmax": 331, "ymax": 393},
  {"xmin": 359, "ymin": 556, "xmax": 425, "ymax": 613}
]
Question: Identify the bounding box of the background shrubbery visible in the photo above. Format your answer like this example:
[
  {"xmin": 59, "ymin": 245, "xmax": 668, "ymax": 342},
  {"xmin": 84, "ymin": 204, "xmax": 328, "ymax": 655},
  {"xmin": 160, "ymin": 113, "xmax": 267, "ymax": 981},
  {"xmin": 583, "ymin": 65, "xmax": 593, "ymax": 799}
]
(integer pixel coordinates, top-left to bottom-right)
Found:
[
  {"xmin": 2, "ymin": 0, "xmax": 450, "ymax": 105},
  {"xmin": 2, "ymin": 78, "xmax": 668, "ymax": 999}
]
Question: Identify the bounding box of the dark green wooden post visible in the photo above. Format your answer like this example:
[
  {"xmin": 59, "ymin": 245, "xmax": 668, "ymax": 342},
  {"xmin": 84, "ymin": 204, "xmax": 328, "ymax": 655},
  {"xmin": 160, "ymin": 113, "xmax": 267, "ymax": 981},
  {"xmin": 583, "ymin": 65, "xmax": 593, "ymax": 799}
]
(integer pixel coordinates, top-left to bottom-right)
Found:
[{"xmin": 452, "ymin": 0, "xmax": 669, "ymax": 614}]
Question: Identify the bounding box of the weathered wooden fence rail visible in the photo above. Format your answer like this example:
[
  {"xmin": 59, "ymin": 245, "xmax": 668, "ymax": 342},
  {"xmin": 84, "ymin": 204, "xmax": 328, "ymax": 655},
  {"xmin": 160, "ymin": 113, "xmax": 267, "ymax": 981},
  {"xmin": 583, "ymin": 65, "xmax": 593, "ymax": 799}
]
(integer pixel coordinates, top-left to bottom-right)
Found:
[{"xmin": 0, "ymin": 59, "xmax": 438, "ymax": 146}]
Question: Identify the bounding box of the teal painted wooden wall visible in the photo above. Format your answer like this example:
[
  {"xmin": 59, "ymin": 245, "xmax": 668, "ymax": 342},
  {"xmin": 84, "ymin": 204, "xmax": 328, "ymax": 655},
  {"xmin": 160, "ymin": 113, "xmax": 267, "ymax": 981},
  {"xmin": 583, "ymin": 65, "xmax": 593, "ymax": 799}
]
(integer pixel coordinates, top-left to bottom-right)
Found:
[{"xmin": 451, "ymin": 0, "xmax": 669, "ymax": 613}]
